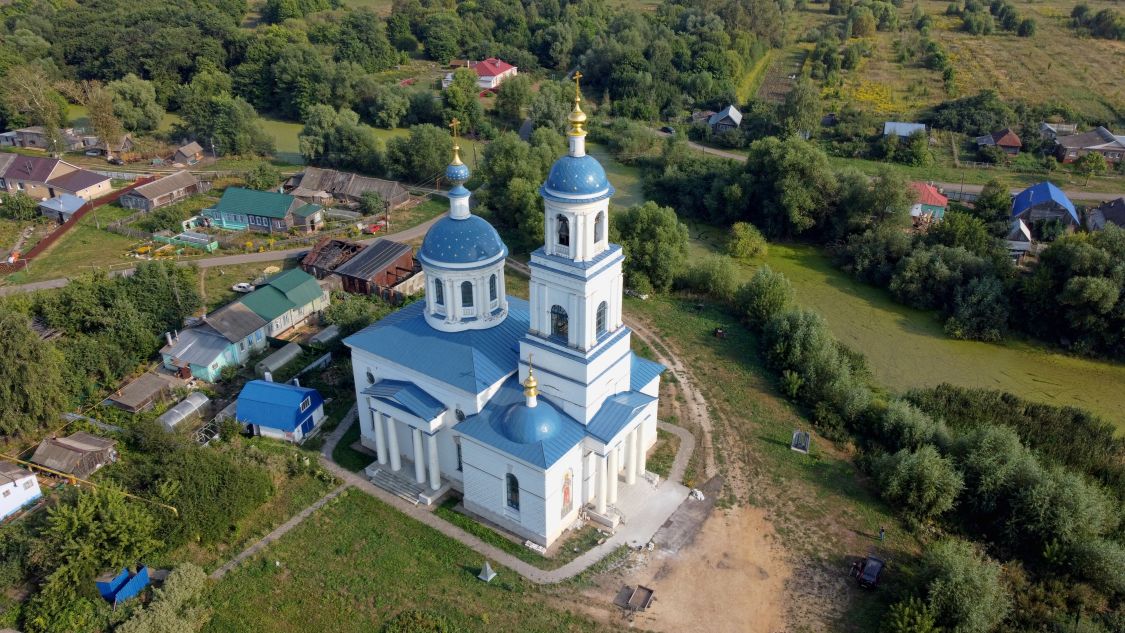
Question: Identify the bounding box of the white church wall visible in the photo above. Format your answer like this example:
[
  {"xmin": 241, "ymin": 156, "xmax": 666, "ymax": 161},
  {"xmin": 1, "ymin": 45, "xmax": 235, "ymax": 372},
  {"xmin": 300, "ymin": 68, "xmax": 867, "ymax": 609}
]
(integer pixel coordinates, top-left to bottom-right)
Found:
[
  {"xmin": 459, "ymin": 436, "xmax": 551, "ymax": 543},
  {"xmin": 518, "ymin": 340, "xmax": 633, "ymax": 425},
  {"xmin": 542, "ymin": 445, "xmax": 585, "ymax": 543}
]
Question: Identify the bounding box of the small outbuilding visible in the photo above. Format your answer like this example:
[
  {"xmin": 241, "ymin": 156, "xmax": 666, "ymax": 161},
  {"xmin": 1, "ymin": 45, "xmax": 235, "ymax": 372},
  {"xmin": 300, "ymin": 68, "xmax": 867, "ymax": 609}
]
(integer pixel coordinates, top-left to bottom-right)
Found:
[
  {"xmin": 1006, "ymin": 218, "xmax": 1033, "ymax": 258},
  {"xmin": 105, "ymin": 372, "xmax": 185, "ymax": 413},
  {"xmin": 1, "ymin": 461, "xmax": 42, "ymax": 520},
  {"xmin": 236, "ymin": 380, "xmax": 326, "ymax": 443},
  {"xmin": 975, "ymin": 128, "xmax": 1022, "ymax": 155},
  {"xmin": 255, "ymin": 342, "xmax": 304, "ymax": 377},
  {"xmin": 156, "ymin": 392, "xmax": 211, "ymax": 432},
  {"xmin": 334, "ymin": 239, "xmax": 417, "ymax": 296},
  {"xmin": 708, "ymin": 105, "xmax": 742, "ymax": 134},
  {"xmin": 30, "ymin": 432, "xmax": 118, "ymax": 479},
  {"xmin": 38, "ymin": 194, "xmax": 86, "ymax": 223}
]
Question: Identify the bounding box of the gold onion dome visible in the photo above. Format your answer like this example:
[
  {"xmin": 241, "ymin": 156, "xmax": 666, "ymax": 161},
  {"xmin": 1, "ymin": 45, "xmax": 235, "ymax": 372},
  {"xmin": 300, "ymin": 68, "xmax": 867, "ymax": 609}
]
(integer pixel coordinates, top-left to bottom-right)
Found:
[
  {"xmin": 568, "ymin": 71, "xmax": 587, "ymax": 136},
  {"xmin": 523, "ymin": 365, "xmax": 538, "ymax": 398}
]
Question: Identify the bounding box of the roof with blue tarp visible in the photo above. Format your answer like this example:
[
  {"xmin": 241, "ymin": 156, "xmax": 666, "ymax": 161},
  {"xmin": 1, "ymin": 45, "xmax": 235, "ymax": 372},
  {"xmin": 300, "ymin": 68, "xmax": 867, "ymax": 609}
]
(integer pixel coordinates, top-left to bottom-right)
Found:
[
  {"xmin": 1011, "ymin": 181, "xmax": 1078, "ymax": 224},
  {"xmin": 236, "ymin": 380, "xmax": 323, "ymax": 432},
  {"xmin": 455, "ymin": 376, "xmax": 585, "ymax": 468},
  {"xmin": 363, "ymin": 380, "xmax": 446, "ymax": 421},
  {"xmin": 586, "ymin": 391, "xmax": 656, "ymax": 443},
  {"xmin": 344, "ymin": 298, "xmax": 529, "ymax": 394},
  {"xmin": 630, "ymin": 354, "xmax": 665, "ymax": 391}
]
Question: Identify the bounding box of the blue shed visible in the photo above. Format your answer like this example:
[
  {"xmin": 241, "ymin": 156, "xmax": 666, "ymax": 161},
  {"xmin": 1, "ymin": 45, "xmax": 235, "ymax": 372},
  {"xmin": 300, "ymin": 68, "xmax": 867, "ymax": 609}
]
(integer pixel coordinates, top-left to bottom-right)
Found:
[
  {"xmin": 236, "ymin": 380, "xmax": 325, "ymax": 443},
  {"xmin": 1011, "ymin": 181, "xmax": 1078, "ymax": 227},
  {"xmin": 95, "ymin": 566, "xmax": 150, "ymax": 605}
]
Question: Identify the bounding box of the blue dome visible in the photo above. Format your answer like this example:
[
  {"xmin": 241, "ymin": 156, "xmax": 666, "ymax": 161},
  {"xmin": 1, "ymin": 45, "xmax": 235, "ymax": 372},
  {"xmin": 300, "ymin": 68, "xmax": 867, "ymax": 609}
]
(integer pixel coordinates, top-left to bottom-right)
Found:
[
  {"xmin": 492, "ymin": 401, "xmax": 564, "ymax": 444},
  {"xmin": 419, "ymin": 215, "xmax": 507, "ymax": 265},
  {"xmin": 542, "ymin": 155, "xmax": 612, "ymax": 198},
  {"xmin": 446, "ymin": 161, "xmax": 470, "ymax": 183}
]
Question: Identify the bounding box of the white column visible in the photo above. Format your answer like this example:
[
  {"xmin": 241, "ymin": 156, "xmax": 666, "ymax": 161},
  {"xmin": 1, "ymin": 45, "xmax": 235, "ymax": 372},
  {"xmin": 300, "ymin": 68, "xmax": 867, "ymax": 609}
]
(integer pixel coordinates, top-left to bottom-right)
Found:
[
  {"xmin": 426, "ymin": 433, "xmax": 440, "ymax": 491},
  {"xmin": 373, "ymin": 411, "xmax": 387, "ymax": 465},
  {"xmin": 607, "ymin": 446, "xmax": 619, "ymax": 505},
  {"xmin": 595, "ymin": 453, "xmax": 607, "ymax": 514},
  {"xmin": 625, "ymin": 430, "xmax": 637, "ymax": 485},
  {"xmin": 636, "ymin": 426, "xmax": 647, "ymax": 477},
  {"xmin": 387, "ymin": 417, "xmax": 401, "ymax": 472},
  {"xmin": 412, "ymin": 428, "xmax": 425, "ymax": 484}
]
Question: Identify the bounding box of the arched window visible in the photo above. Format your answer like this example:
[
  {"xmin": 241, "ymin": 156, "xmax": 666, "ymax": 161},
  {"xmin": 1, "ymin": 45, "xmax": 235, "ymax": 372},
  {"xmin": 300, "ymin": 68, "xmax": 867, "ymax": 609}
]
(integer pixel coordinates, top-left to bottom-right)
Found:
[
  {"xmin": 557, "ymin": 215, "xmax": 570, "ymax": 246},
  {"xmin": 489, "ymin": 274, "xmax": 497, "ymax": 302},
  {"xmin": 433, "ymin": 278, "xmax": 444, "ymax": 305},
  {"xmin": 461, "ymin": 281, "xmax": 474, "ymax": 307},
  {"xmin": 366, "ymin": 370, "xmax": 375, "ymax": 385},
  {"xmin": 596, "ymin": 301, "xmax": 608, "ymax": 336},
  {"xmin": 594, "ymin": 212, "xmax": 605, "ymax": 243},
  {"xmin": 506, "ymin": 473, "xmax": 520, "ymax": 510},
  {"xmin": 550, "ymin": 305, "xmax": 568, "ymax": 339}
]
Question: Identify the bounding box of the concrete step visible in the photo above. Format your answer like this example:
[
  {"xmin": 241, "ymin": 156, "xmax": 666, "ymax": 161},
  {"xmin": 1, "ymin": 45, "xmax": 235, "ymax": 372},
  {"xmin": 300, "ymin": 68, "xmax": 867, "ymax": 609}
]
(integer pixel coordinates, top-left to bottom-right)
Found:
[{"xmin": 369, "ymin": 468, "xmax": 424, "ymax": 505}]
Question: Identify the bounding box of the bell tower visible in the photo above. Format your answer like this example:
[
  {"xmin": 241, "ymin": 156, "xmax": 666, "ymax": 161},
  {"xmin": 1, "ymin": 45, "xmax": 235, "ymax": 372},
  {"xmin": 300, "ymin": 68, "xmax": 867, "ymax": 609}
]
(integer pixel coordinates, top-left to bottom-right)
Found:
[{"xmin": 519, "ymin": 71, "xmax": 632, "ymax": 425}]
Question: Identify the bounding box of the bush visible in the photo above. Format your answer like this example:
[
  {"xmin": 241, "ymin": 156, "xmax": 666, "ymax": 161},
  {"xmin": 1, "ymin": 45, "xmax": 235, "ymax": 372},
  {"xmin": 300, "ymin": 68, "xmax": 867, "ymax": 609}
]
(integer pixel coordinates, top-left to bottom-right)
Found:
[
  {"xmin": 726, "ymin": 222, "xmax": 768, "ymax": 259},
  {"xmin": 611, "ymin": 202, "xmax": 689, "ymax": 293},
  {"xmin": 383, "ymin": 610, "xmax": 457, "ymax": 633},
  {"xmin": 674, "ymin": 255, "xmax": 739, "ymax": 303},
  {"xmin": 1069, "ymin": 538, "xmax": 1125, "ymax": 596},
  {"xmin": 834, "ymin": 226, "xmax": 914, "ymax": 286},
  {"xmin": 1007, "ymin": 466, "xmax": 1119, "ymax": 550},
  {"xmin": 943, "ymin": 275, "xmax": 1009, "ymax": 342},
  {"xmin": 884, "ymin": 597, "xmax": 942, "ymax": 633},
  {"xmin": 116, "ymin": 563, "xmax": 209, "ymax": 633},
  {"xmin": 920, "ymin": 539, "xmax": 1010, "ymax": 633},
  {"xmin": 877, "ymin": 399, "xmax": 946, "ymax": 451},
  {"xmin": 949, "ymin": 424, "xmax": 1037, "ymax": 515},
  {"xmin": 733, "ymin": 266, "xmax": 795, "ymax": 329},
  {"xmin": 876, "ymin": 445, "xmax": 964, "ymax": 522}
]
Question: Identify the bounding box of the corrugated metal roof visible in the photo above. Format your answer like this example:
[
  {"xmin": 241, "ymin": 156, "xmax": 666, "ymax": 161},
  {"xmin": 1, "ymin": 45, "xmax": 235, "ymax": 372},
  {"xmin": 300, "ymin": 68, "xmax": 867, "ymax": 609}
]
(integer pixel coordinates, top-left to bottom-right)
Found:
[
  {"xmin": 3, "ymin": 155, "xmax": 60, "ymax": 182},
  {"xmin": 214, "ymin": 187, "xmax": 296, "ymax": 219},
  {"xmin": 127, "ymin": 170, "xmax": 198, "ymax": 200},
  {"xmin": 0, "ymin": 461, "xmax": 33, "ymax": 484},
  {"xmin": 363, "ymin": 380, "xmax": 446, "ymax": 420},
  {"xmin": 455, "ymin": 376, "xmax": 585, "ymax": 469},
  {"xmin": 630, "ymin": 354, "xmax": 665, "ymax": 391},
  {"xmin": 203, "ymin": 302, "xmax": 266, "ymax": 342},
  {"xmin": 585, "ymin": 391, "xmax": 655, "ymax": 443},
  {"xmin": 48, "ymin": 169, "xmax": 110, "ymax": 192},
  {"xmin": 1011, "ymin": 181, "xmax": 1077, "ymax": 224},
  {"xmin": 335, "ymin": 239, "xmax": 412, "ymax": 280},
  {"xmin": 236, "ymin": 380, "xmax": 323, "ymax": 432},
  {"xmin": 239, "ymin": 286, "xmax": 292, "ymax": 321},
  {"xmin": 160, "ymin": 328, "xmax": 230, "ymax": 366},
  {"xmin": 708, "ymin": 105, "xmax": 742, "ymax": 126},
  {"xmin": 344, "ymin": 298, "xmax": 529, "ymax": 394},
  {"xmin": 38, "ymin": 194, "xmax": 86, "ymax": 214},
  {"xmin": 267, "ymin": 268, "xmax": 323, "ymax": 306}
]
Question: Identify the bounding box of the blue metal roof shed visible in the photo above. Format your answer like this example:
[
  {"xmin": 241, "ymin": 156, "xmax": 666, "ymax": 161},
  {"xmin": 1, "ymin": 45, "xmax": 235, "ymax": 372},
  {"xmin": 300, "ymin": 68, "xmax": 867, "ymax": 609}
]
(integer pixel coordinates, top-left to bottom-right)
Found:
[{"xmin": 236, "ymin": 380, "xmax": 325, "ymax": 441}]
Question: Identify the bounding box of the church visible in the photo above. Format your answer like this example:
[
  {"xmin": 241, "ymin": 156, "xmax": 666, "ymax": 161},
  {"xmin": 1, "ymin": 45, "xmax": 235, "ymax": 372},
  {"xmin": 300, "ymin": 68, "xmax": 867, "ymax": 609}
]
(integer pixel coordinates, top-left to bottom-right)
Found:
[{"xmin": 343, "ymin": 79, "xmax": 664, "ymax": 547}]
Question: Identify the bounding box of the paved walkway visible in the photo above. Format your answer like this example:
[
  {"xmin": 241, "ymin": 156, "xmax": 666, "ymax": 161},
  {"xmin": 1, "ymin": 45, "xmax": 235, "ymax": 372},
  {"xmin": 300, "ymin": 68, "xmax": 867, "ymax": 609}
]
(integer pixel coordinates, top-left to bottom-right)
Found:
[{"xmin": 209, "ymin": 482, "xmax": 350, "ymax": 580}]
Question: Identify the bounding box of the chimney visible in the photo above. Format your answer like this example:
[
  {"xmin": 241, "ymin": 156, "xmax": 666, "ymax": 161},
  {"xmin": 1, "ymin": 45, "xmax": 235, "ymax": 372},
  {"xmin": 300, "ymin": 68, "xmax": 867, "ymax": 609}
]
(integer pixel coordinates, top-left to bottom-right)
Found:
[
  {"xmin": 264, "ymin": 371, "xmax": 273, "ymax": 382},
  {"xmin": 291, "ymin": 377, "xmax": 300, "ymax": 387},
  {"xmin": 165, "ymin": 331, "xmax": 174, "ymax": 346}
]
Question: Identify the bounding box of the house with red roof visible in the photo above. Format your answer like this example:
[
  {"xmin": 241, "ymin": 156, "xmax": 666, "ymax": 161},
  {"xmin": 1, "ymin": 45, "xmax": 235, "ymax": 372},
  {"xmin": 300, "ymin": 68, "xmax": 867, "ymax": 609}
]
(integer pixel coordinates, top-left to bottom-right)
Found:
[
  {"xmin": 442, "ymin": 57, "xmax": 518, "ymax": 91},
  {"xmin": 975, "ymin": 128, "xmax": 1022, "ymax": 155},
  {"xmin": 909, "ymin": 182, "xmax": 949, "ymax": 220}
]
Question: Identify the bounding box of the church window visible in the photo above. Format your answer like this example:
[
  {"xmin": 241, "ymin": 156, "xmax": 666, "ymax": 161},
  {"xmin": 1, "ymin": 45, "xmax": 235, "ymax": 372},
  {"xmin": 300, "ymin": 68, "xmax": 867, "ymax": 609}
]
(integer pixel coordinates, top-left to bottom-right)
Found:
[
  {"xmin": 461, "ymin": 281, "xmax": 474, "ymax": 307},
  {"xmin": 550, "ymin": 305, "xmax": 568, "ymax": 339},
  {"xmin": 596, "ymin": 301, "xmax": 608, "ymax": 336},
  {"xmin": 433, "ymin": 278, "xmax": 444, "ymax": 305},
  {"xmin": 489, "ymin": 274, "xmax": 497, "ymax": 302},
  {"xmin": 557, "ymin": 215, "xmax": 570, "ymax": 246},
  {"xmin": 506, "ymin": 473, "xmax": 520, "ymax": 511},
  {"xmin": 455, "ymin": 439, "xmax": 463, "ymax": 472},
  {"xmin": 594, "ymin": 212, "xmax": 605, "ymax": 242}
]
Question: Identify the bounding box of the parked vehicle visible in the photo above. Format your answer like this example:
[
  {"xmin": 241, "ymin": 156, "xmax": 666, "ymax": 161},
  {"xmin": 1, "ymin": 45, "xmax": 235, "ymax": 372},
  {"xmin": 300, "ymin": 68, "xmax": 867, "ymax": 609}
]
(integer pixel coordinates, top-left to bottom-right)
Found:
[
  {"xmin": 856, "ymin": 556, "xmax": 885, "ymax": 589},
  {"xmin": 660, "ymin": 126, "xmax": 676, "ymax": 135},
  {"xmin": 231, "ymin": 282, "xmax": 255, "ymax": 293}
]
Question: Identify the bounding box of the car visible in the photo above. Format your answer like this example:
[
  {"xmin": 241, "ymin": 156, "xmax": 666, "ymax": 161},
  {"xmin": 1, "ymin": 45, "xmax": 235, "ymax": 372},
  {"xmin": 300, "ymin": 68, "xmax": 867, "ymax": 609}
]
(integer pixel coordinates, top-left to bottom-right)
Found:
[
  {"xmin": 85, "ymin": 149, "xmax": 101, "ymax": 156},
  {"xmin": 231, "ymin": 282, "xmax": 255, "ymax": 293},
  {"xmin": 108, "ymin": 157, "xmax": 125, "ymax": 165},
  {"xmin": 660, "ymin": 126, "xmax": 676, "ymax": 135},
  {"xmin": 856, "ymin": 556, "xmax": 885, "ymax": 589}
]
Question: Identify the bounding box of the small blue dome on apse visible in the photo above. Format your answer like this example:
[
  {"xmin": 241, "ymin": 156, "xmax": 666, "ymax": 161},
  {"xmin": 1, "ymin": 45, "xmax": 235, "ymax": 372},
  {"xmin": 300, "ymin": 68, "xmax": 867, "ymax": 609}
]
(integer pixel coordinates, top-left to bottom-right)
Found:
[
  {"xmin": 493, "ymin": 400, "xmax": 564, "ymax": 444},
  {"xmin": 419, "ymin": 215, "xmax": 507, "ymax": 265},
  {"xmin": 541, "ymin": 155, "xmax": 614, "ymax": 200}
]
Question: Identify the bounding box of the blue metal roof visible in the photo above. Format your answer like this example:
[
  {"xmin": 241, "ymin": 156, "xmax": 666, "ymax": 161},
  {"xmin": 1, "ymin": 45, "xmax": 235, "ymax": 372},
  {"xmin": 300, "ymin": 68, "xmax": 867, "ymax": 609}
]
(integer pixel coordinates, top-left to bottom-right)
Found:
[
  {"xmin": 39, "ymin": 193, "xmax": 85, "ymax": 214},
  {"xmin": 495, "ymin": 398, "xmax": 565, "ymax": 444},
  {"xmin": 586, "ymin": 391, "xmax": 656, "ymax": 443},
  {"xmin": 541, "ymin": 154, "xmax": 614, "ymax": 202},
  {"xmin": 631, "ymin": 354, "xmax": 665, "ymax": 391},
  {"xmin": 363, "ymin": 380, "xmax": 446, "ymax": 421},
  {"xmin": 236, "ymin": 380, "xmax": 323, "ymax": 432},
  {"xmin": 418, "ymin": 215, "xmax": 507, "ymax": 265},
  {"xmin": 344, "ymin": 298, "xmax": 529, "ymax": 394},
  {"xmin": 1011, "ymin": 181, "xmax": 1078, "ymax": 224},
  {"xmin": 456, "ymin": 376, "xmax": 585, "ymax": 468}
]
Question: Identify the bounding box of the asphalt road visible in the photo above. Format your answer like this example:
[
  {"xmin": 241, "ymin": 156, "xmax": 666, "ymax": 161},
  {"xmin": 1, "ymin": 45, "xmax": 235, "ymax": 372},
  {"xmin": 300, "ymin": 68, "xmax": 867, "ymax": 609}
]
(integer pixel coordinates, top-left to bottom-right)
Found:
[{"xmin": 0, "ymin": 213, "xmax": 445, "ymax": 296}]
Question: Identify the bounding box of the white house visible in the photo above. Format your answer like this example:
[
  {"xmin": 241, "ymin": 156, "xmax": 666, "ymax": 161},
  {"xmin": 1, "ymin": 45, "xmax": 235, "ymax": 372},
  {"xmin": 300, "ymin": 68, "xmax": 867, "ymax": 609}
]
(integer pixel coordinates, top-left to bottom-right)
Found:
[
  {"xmin": 442, "ymin": 58, "xmax": 518, "ymax": 91},
  {"xmin": 344, "ymin": 88, "xmax": 664, "ymax": 547},
  {"xmin": 1, "ymin": 462, "xmax": 42, "ymax": 520}
]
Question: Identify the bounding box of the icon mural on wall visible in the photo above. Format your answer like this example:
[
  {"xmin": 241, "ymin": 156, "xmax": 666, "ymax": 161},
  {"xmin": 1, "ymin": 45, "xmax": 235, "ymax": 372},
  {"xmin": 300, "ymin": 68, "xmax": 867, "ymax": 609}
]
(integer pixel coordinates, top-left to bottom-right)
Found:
[{"xmin": 562, "ymin": 469, "xmax": 573, "ymax": 516}]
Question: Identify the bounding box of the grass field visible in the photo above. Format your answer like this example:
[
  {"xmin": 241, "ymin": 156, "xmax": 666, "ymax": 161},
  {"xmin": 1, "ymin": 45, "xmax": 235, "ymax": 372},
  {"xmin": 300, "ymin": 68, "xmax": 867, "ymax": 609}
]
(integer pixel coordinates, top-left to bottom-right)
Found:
[
  {"xmin": 203, "ymin": 489, "xmax": 617, "ymax": 633},
  {"xmin": 200, "ymin": 258, "xmax": 296, "ymax": 311},
  {"xmin": 12, "ymin": 209, "xmax": 142, "ymax": 282},
  {"xmin": 587, "ymin": 142, "xmax": 645, "ymax": 209}
]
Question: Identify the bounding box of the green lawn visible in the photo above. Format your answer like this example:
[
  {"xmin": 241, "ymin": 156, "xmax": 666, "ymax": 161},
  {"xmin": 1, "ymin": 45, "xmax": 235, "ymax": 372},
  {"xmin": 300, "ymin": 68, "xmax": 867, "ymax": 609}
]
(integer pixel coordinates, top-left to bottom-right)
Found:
[
  {"xmin": 200, "ymin": 258, "xmax": 296, "ymax": 311},
  {"xmin": 14, "ymin": 213, "xmax": 142, "ymax": 282},
  {"xmin": 587, "ymin": 142, "xmax": 645, "ymax": 210},
  {"xmin": 203, "ymin": 490, "xmax": 617, "ymax": 633},
  {"xmin": 259, "ymin": 117, "xmax": 305, "ymax": 165}
]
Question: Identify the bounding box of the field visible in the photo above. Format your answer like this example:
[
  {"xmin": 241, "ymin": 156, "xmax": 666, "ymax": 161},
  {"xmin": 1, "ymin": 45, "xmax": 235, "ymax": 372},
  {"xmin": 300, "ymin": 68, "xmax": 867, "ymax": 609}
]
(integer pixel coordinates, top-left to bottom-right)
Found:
[
  {"xmin": 204, "ymin": 489, "xmax": 617, "ymax": 633},
  {"xmin": 10, "ymin": 206, "xmax": 142, "ymax": 283},
  {"xmin": 199, "ymin": 258, "xmax": 297, "ymax": 311},
  {"xmin": 587, "ymin": 142, "xmax": 645, "ymax": 209}
]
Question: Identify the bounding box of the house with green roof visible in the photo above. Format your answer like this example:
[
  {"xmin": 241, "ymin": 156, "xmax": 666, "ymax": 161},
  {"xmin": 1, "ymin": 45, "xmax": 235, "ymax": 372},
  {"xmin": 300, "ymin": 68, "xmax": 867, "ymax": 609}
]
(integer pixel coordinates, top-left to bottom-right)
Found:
[
  {"xmin": 203, "ymin": 187, "xmax": 324, "ymax": 234},
  {"xmin": 239, "ymin": 268, "xmax": 330, "ymax": 338}
]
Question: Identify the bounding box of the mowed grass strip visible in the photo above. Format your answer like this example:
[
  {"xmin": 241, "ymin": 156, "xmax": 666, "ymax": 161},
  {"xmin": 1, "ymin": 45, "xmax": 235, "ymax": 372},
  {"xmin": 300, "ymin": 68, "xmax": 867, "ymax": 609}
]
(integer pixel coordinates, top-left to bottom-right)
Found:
[{"xmin": 203, "ymin": 490, "xmax": 616, "ymax": 633}]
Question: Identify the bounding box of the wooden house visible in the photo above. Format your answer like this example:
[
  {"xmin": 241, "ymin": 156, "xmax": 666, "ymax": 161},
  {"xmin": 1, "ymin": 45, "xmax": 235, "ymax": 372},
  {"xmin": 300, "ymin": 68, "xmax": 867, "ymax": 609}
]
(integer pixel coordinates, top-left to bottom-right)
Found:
[
  {"xmin": 334, "ymin": 239, "xmax": 418, "ymax": 296},
  {"xmin": 119, "ymin": 170, "xmax": 205, "ymax": 212},
  {"xmin": 30, "ymin": 432, "xmax": 117, "ymax": 479}
]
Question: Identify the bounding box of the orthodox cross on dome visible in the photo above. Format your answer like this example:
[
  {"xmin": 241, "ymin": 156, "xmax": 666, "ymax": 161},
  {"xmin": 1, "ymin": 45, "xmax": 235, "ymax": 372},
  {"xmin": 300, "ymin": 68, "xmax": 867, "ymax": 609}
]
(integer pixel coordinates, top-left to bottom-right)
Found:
[
  {"xmin": 523, "ymin": 353, "xmax": 539, "ymax": 406},
  {"xmin": 449, "ymin": 118, "xmax": 463, "ymax": 165},
  {"xmin": 568, "ymin": 71, "xmax": 586, "ymax": 138}
]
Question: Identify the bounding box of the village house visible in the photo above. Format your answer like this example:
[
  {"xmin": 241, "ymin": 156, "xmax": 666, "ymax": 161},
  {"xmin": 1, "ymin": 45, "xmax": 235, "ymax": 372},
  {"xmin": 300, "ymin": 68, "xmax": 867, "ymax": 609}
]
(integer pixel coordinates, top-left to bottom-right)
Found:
[
  {"xmin": 975, "ymin": 128, "xmax": 1022, "ymax": 155},
  {"xmin": 708, "ymin": 105, "xmax": 742, "ymax": 134},
  {"xmin": 172, "ymin": 141, "xmax": 204, "ymax": 165},
  {"xmin": 285, "ymin": 166, "xmax": 409, "ymax": 210},
  {"xmin": 1087, "ymin": 197, "xmax": 1125, "ymax": 232},
  {"xmin": 30, "ymin": 432, "xmax": 117, "ymax": 479},
  {"xmin": 0, "ymin": 126, "xmax": 95, "ymax": 152},
  {"xmin": 1039, "ymin": 121, "xmax": 1078, "ymax": 140},
  {"xmin": 37, "ymin": 193, "xmax": 85, "ymax": 223},
  {"xmin": 883, "ymin": 121, "xmax": 927, "ymax": 141},
  {"xmin": 160, "ymin": 300, "xmax": 270, "ymax": 382},
  {"xmin": 238, "ymin": 268, "xmax": 330, "ymax": 338},
  {"xmin": 0, "ymin": 154, "xmax": 111, "ymax": 200},
  {"xmin": 236, "ymin": 380, "xmax": 326, "ymax": 443},
  {"xmin": 119, "ymin": 170, "xmax": 205, "ymax": 212},
  {"xmin": 909, "ymin": 182, "xmax": 949, "ymax": 221},
  {"xmin": 442, "ymin": 57, "xmax": 518, "ymax": 91},
  {"xmin": 300, "ymin": 237, "xmax": 365, "ymax": 279},
  {"xmin": 1011, "ymin": 181, "xmax": 1079, "ymax": 230},
  {"xmin": 333, "ymin": 239, "xmax": 421, "ymax": 297},
  {"xmin": 1005, "ymin": 218, "xmax": 1033, "ymax": 259},
  {"xmin": 202, "ymin": 187, "xmax": 323, "ymax": 234},
  {"xmin": 1054, "ymin": 126, "xmax": 1125, "ymax": 164},
  {"xmin": 0, "ymin": 462, "xmax": 41, "ymax": 520}
]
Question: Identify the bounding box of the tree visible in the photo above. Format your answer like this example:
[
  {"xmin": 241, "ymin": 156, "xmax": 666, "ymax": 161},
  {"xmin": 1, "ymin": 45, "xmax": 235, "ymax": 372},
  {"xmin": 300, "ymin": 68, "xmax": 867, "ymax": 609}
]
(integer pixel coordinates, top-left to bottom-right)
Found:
[
  {"xmin": 878, "ymin": 399, "xmax": 945, "ymax": 451},
  {"xmin": 299, "ymin": 105, "xmax": 383, "ymax": 173},
  {"xmin": 0, "ymin": 308, "xmax": 69, "ymax": 438},
  {"xmin": 877, "ymin": 445, "xmax": 963, "ymax": 521},
  {"xmin": 733, "ymin": 265, "xmax": 794, "ymax": 327},
  {"xmin": 781, "ymin": 79, "xmax": 822, "ymax": 137},
  {"xmin": 1074, "ymin": 151, "xmax": 1107, "ymax": 185},
  {"xmin": 727, "ymin": 222, "xmax": 768, "ymax": 259},
  {"xmin": 884, "ymin": 597, "xmax": 942, "ymax": 633},
  {"xmin": 850, "ymin": 6, "xmax": 878, "ymax": 35},
  {"xmin": 333, "ymin": 9, "xmax": 398, "ymax": 72},
  {"xmin": 738, "ymin": 136, "xmax": 838, "ymax": 237},
  {"xmin": 421, "ymin": 13, "xmax": 460, "ymax": 64},
  {"xmin": 1, "ymin": 64, "xmax": 68, "ymax": 149},
  {"xmin": 244, "ymin": 162, "xmax": 282, "ymax": 191},
  {"xmin": 107, "ymin": 73, "xmax": 165, "ymax": 132},
  {"xmin": 919, "ymin": 539, "xmax": 1010, "ymax": 633},
  {"xmin": 495, "ymin": 74, "xmax": 533, "ymax": 125},
  {"xmin": 442, "ymin": 68, "xmax": 484, "ymax": 131},
  {"xmin": 972, "ymin": 179, "xmax": 1012, "ymax": 237},
  {"xmin": 84, "ymin": 85, "xmax": 125, "ymax": 158},
  {"xmin": 177, "ymin": 94, "xmax": 273, "ymax": 157},
  {"xmin": 611, "ymin": 202, "xmax": 689, "ymax": 293},
  {"xmin": 359, "ymin": 191, "xmax": 385, "ymax": 216},
  {"xmin": 384, "ymin": 124, "xmax": 451, "ymax": 182},
  {"xmin": 0, "ymin": 191, "xmax": 40, "ymax": 220},
  {"xmin": 322, "ymin": 292, "xmax": 392, "ymax": 335},
  {"xmin": 354, "ymin": 80, "xmax": 409, "ymax": 129},
  {"xmin": 944, "ymin": 275, "xmax": 1009, "ymax": 341},
  {"xmin": 528, "ymin": 80, "xmax": 572, "ymax": 133},
  {"xmin": 925, "ymin": 210, "xmax": 995, "ymax": 256}
]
